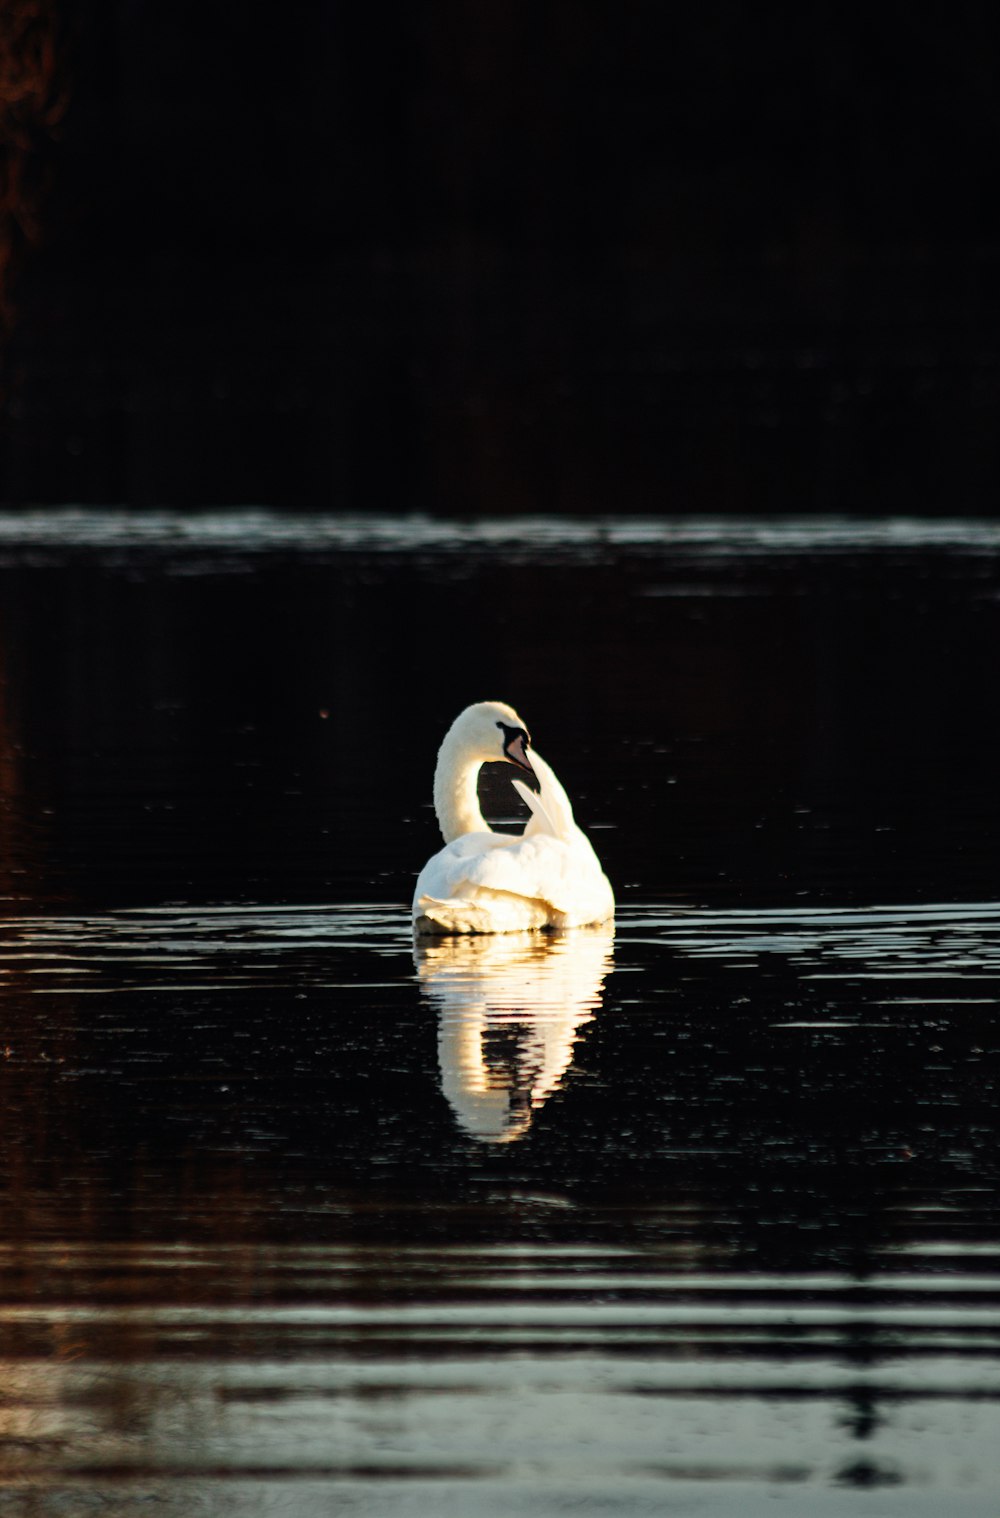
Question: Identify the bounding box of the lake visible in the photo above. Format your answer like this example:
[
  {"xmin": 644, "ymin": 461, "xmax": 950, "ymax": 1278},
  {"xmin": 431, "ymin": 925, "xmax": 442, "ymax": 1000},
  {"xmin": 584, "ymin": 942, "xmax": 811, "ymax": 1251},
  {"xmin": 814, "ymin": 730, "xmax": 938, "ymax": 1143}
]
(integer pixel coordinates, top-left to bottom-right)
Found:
[{"xmin": 0, "ymin": 510, "xmax": 997, "ymax": 1515}]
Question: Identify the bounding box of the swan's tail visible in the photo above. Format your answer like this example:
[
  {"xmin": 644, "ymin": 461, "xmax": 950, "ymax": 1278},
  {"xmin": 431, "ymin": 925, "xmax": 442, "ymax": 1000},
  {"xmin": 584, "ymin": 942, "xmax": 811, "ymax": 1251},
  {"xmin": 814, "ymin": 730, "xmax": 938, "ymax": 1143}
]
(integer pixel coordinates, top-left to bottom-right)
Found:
[
  {"xmin": 414, "ymin": 895, "xmax": 497, "ymax": 935},
  {"xmin": 414, "ymin": 890, "xmax": 557, "ymax": 936}
]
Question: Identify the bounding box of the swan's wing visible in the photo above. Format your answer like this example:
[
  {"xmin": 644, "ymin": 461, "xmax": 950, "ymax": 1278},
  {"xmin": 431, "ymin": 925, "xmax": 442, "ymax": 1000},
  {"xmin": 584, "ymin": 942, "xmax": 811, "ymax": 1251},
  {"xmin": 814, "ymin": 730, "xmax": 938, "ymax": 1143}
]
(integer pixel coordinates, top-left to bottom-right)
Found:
[
  {"xmin": 414, "ymin": 831, "xmax": 507, "ymax": 904},
  {"xmin": 415, "ymin": 832, "xmax": 594, "ymax": 920},
  {"xmin": 457, "ymin": 833, "xmax": 609, "ymax": 920}
]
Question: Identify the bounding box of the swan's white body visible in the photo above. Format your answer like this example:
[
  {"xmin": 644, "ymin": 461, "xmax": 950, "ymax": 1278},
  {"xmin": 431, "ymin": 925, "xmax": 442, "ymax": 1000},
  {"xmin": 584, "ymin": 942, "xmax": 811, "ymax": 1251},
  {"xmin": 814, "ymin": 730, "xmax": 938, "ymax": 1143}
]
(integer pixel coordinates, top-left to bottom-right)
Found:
[{"xmin": 412, "ymin": 701, "xmax": 615, "ymax": 936}]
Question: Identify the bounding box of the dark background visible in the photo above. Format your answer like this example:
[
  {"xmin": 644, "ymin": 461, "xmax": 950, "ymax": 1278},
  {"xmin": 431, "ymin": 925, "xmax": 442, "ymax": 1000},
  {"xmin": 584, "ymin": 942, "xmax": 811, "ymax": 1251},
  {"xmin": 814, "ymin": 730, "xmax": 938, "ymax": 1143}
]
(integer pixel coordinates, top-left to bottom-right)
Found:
[
  {"xmin": 2, "ymin": 2, "xmax": 1000, "ymax": 512},
  {"xmin": 0, "ymin": 530, "xmax": 997, "ymax": 912}
]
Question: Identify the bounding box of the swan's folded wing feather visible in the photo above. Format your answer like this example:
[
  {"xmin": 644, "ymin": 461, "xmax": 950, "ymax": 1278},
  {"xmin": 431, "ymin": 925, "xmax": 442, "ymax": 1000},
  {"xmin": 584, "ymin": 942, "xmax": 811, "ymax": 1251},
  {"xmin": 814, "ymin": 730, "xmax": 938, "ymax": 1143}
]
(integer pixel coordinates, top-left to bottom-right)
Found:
[
  {"xmin": 513, "ymin": 752, "xmax": 577, "ymax": 841},
  {"xmin": 512, "ymin": 778, "xmax": 562, "ymax": 837}
]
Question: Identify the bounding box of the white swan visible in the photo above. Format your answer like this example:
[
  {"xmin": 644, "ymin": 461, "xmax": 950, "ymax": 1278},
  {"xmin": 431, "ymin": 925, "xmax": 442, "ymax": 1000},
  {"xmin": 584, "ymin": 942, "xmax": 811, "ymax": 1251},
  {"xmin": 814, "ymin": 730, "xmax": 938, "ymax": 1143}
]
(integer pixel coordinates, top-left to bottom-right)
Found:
[{"xmin": 412, "ymin": 700, "xmax": 615, "ymax": 935}]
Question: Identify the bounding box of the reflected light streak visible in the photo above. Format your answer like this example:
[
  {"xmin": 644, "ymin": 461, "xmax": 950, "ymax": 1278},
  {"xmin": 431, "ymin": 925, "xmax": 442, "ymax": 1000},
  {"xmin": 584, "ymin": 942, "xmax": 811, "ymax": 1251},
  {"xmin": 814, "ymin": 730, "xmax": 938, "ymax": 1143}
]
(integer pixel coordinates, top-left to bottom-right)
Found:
[{"xmin": 416, "ymin": 927, "xmax": 614, "ymax": 1143}]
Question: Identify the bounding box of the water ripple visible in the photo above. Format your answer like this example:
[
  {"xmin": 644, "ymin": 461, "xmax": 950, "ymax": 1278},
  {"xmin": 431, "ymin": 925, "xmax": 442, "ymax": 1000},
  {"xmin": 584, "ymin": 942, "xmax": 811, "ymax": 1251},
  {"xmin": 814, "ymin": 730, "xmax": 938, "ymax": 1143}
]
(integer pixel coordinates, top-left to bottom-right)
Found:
[
  {"xmin": 1, "ymin": 901, "xmax": 997, "ymax": 994},
  {"xmin": 0, "ymin": 1239, "xmax": 996, "ymax": 1511},
  {"xmin": 0, "ymin": 508, "xmax": 998, "ymax": 564},
  {"xmin": 0, "ymin": 902, "xmax": 996, "ymax": 1511}
]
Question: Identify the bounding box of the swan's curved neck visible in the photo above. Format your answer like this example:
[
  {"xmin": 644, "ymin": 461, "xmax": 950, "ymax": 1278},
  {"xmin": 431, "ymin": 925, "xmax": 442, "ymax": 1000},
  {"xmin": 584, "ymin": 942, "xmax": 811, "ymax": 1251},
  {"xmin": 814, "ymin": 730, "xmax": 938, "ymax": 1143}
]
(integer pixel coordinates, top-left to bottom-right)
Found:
[{"xmin": 433, "ymin": 731, "xmax": 490, "ymax": 843}]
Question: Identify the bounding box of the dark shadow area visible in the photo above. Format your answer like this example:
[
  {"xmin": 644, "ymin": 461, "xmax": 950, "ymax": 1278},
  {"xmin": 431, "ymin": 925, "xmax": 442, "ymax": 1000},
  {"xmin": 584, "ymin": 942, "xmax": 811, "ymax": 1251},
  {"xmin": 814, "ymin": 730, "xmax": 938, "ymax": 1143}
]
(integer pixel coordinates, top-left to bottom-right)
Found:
[{"xmin": 2, "ymin": 4, "xmax": 1000, "ymax": 510}]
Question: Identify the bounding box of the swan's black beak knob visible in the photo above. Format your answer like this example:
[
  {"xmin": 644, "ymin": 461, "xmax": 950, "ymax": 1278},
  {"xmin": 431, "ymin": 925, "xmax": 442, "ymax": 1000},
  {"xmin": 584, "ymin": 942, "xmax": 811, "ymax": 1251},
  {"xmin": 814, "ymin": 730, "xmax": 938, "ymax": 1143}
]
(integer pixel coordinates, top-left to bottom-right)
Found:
[
  {"xmin": 497, "ymin": 719, "xmax": 534, "ymax": 774},
  {"xmin": 503, "ymin": 730, "xmax": 534, "ymax": 774}
]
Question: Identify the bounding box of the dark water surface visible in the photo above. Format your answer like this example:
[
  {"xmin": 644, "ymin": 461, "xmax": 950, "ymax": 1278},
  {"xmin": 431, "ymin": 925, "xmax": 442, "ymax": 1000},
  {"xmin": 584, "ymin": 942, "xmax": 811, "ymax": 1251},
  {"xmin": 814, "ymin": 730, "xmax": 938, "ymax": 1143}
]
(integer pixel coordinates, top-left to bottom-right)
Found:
[{"xmin": 0, "ymin": 512, "xmax": 998, "ymax": 1514}]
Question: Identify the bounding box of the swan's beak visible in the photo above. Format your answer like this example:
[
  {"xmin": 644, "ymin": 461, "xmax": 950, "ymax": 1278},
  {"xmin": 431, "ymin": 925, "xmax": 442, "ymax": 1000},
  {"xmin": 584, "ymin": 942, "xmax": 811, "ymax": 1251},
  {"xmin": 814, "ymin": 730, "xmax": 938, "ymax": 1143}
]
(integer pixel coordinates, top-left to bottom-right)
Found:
[{"xmin": 504, "ymin": 734, "xmax": 534, "ymax": 774}]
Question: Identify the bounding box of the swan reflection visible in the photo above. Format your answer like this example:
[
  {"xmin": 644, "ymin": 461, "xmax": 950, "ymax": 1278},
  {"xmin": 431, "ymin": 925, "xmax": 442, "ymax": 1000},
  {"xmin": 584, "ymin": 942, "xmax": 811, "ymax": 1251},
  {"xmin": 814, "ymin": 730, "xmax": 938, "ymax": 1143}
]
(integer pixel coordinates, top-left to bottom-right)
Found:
[{"xmin": 415, "ymin": 927, "xmax": 614, "ymax": 1143}]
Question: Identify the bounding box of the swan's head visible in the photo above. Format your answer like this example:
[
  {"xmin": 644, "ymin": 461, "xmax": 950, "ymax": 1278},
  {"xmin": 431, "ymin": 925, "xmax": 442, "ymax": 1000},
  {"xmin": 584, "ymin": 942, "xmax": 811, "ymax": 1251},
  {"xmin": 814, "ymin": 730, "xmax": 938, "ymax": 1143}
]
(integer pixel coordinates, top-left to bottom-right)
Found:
[{"xmin": 448, "ymin": 700, "xmax": 534, "ymax": 775}]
